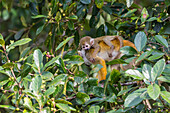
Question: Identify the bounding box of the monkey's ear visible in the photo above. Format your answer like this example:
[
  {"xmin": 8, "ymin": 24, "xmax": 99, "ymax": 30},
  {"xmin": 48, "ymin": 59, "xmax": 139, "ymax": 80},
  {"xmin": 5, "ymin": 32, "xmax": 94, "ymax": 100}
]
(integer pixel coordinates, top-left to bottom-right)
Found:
[{"xmin": 90, "ymin": 39, "xmax": 94, "ymax": 46}]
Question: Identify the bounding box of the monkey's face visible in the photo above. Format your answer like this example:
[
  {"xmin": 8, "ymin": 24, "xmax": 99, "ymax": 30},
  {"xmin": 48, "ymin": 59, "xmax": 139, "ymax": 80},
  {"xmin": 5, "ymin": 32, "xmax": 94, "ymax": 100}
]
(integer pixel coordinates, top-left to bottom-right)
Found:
[{"xmin": 82, "ymin": 42, "xmax": 91, "ymax": 50}]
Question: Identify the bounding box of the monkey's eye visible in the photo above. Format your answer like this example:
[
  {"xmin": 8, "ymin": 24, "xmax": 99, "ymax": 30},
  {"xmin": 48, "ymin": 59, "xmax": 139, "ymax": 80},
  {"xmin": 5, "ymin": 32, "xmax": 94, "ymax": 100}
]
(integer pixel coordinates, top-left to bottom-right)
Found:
[
  {"xmin": 86, "ymin": 45, "xmax": 88, "ymax": 47},
  {"xmin": 82, "ymin": 46, "xmax": 85, "ymax": 48}
]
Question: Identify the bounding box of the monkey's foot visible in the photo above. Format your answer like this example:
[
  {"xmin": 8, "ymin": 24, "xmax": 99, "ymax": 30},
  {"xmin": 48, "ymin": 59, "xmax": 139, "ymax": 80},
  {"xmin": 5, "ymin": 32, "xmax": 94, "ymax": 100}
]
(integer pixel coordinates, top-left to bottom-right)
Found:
[{"xmin": 108, "ymin": 53, "xmax": 113, "ymax": 57}]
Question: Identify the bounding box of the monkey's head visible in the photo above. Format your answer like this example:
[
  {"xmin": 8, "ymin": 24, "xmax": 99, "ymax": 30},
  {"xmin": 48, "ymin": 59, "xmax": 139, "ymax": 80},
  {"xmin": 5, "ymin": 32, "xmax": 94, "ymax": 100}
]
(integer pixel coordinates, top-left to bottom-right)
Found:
[{"xmin": 79, "ymin": 36, "xmax": 94, "ymax": 50}]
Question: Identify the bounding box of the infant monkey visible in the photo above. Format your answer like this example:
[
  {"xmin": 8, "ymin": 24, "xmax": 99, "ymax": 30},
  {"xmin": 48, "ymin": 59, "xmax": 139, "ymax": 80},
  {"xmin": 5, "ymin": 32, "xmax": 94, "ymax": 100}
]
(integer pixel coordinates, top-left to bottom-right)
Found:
[{"xmin": 78, "ymin": 36, "xmax": 115, "ymax": 62}]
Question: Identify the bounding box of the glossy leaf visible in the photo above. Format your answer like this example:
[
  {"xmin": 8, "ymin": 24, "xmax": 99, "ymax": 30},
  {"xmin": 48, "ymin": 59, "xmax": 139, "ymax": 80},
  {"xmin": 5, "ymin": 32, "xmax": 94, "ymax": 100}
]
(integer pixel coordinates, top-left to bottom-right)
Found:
[
  {"xmin": 95, "ymin": 0, "xmax": 104, "ymax": 8},
  {"xmin": 161, "ymin": 91, "xmax": 170, "ymax": 103},
  {"xmin": 147, "ymin": 17, "xmax": 157, "ymax": 22},
  {"xmin": 125, "ymin": 69, "xmax": 144, "ymax": 80},
  {"xmin": 121, "ymin": 9, "xmax": 137, "ymax": 17},
  {"xmin": 155, "ymin": 35, "xmax": 168, "ymax": 48},
  {"xmin": 126, "ymin": 0, "xmax": 134, "ymax": 8},
  {"xmin": 148, "ymin": 53, "xmax": 164, "ymax": 61},
  {"xmin": 44, "ymin": 56, "xmax": 59, "ymax": 70},
  {"xmin": 147, "ymin": 84, "xmax": 160, "ymax": 100},
  {"xmin": 142, "ymin": 64, "xmax": 152, "ymax": 80},
  {"xmin": 157, "ymin": 75, "xmax": 170, "ymax": 83},
  {"xmin": 136, "ymin": 50, "xmax": 152, "ymax": 63},
  {"xmin": 120, "ymin": 46, "xmax": 137, "ymax": 55},
  {"xmin": 56, "ymin": 103, "xmax": 71, "ymax": 113},
  {"xmin": 102, "ymin": 6, "xmax": 112, "ymax": 14},
  {"xmin": 44, "ymin": 87, "xmax": 56, "ymax": 96},
  {"xmin": 88, "ymin": 105, "xmax": 100, "ymax": 113},
  {"xmin": 49, "ymin": 74, "xmax": 66, "ymax": 86},
  {"xmin": 134, "ymin": 31, "xmax": 147, "ymax": 52},
  {"xmin": 68, "ymin": 20, "xmax": 74, "ymax": 30},
  {"xmin": 8, "ymin": 38, "xmax": 32, "ymax": 49},
  {"xmin": 41, "ymin": 71, "xmax": 53, "ymax": 81},
  {"xmin": 0, "ymin": 34, "xmax": 5, "ymax": 46},
  {"xmin": 107, "ymin": 59, "xmax": 128, "ymax": 65},
  {"xmin": 80, "ymin": 0, "xmax": 91, "ymax": 4},
  {"xmin": 14, "ymin": 29, "xmax": 25, "ymax": 40},
  {"xmin": 151, "ymin": 59, "xmax": 165, "ymax": 82},
  {"xmin": 31, "ymin": 15, "xmax": 47, "ymax": 19},
  {"xmin": 33, "ymin": 49, "xmax": 43, "ymax": 70},
  {"xmin": 55, "ymin": 36, "xmax": 74, "ymax": 51},
  {"xmin": 69, "ymin": 15, "xmax": 78, "ymax": 20},
  {"xmin": 0, "ymin": 105, "xmax": 15, "ymax": 110},
  {"xmin": 76, "ymin": 92, "xmax": 90, "ymax": 104},
  {"xmin": 36, "ymin": 25, "xmax": 44, "ymax": 35},
  {"xmin": 23, "ymin": 97, "xmax": 36, "ymax": 111},
  {"xmin": 124, "ymin": 93, "xmax": 144, "ymax": 107},
  {"xmin": 30, "ymin": 75, "xmax": 42, "ymax": 94}
]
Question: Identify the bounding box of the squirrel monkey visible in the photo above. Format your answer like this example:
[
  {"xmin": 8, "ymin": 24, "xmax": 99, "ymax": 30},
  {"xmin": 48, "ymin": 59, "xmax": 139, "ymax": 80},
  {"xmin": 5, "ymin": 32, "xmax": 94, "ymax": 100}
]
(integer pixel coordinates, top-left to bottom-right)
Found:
[
  {"xmin": 78, "ymin": 35, "xmax": 137, "ymax": 82},
  {"xmin": 78, "ymin": 36, "xmax": 115, "ymax": 62}
]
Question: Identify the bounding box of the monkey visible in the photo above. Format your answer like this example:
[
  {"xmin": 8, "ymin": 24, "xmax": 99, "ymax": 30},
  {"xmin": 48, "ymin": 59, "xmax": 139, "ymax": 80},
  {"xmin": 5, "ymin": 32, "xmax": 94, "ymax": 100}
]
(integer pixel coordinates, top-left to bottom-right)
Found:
[
  {"xmin": 78, "ymin": 36, "xmax": 116, "ymax": 62},
  {"xmin": 78, "ymin": 35, "xmax": 138, "ymax": 82}
]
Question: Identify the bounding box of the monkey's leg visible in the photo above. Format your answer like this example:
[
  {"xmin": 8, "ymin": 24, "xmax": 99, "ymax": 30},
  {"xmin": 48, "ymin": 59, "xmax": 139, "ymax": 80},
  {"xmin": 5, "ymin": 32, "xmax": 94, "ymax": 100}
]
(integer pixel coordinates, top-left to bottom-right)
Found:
[
  {"xmin": 94, "ymin": 57, "xmax": 107, "ymax": 82},
  {"xmin": 103, "ymin": 38, "xmax": 115, "ymax": 57}
]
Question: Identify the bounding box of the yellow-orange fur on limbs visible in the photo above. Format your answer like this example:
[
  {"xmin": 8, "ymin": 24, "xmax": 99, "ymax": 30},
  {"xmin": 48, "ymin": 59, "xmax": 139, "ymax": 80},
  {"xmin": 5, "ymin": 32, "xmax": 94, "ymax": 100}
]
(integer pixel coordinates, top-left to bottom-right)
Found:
[{"xmin": 78, "ymin": 36, "xmax": 137, "ymax": 82}]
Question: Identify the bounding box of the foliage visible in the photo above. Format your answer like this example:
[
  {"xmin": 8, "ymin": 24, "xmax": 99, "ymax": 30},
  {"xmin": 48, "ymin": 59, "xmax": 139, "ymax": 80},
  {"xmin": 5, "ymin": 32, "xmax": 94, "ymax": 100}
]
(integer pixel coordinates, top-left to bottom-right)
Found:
[{"xmin": 0, "ymin": 0, "xmax": 169, "ymax": 112}]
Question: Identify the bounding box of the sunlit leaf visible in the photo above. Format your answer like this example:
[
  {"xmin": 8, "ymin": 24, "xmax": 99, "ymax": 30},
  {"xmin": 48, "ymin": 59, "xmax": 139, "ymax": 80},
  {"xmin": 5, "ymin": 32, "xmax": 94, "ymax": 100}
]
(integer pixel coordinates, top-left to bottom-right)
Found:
[
  {"xmin": 151, "ymin": 59, "xmax": 165, "ymax": 82},
  {"xmin": 147, "ymin": 84, "xmax": 160, "ymax": 100},
  {"xmin": 56, "ymin": 103, "xmax": 71, "ymax": 113},
  {"xmin": 155, "ymin": 35, "xmax": 168, "ymax": 48},
  {"xmin": 88, "ymin": 105, "xmax": 100, "ymax": 113},
  {"xmin": 161, "ymin": 91, "xmax": 170, "ymax": 103},
  {"xmin": 134, "ymin": 31, "xmax": 147, "ymax": 52}
]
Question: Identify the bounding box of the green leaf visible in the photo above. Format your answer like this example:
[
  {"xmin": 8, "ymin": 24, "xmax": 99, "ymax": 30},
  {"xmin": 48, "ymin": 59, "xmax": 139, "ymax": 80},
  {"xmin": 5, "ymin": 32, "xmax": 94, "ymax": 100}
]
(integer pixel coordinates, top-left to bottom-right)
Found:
[
  {"xmin": 93, "ymin": 86, "xmax": 104, "ymax": 97},
  {"xmin": 134, "ymin": 31, "xmax": 147, "ymax": 52},
  {"xmin": 88, "ymin": 105, "xmax": 100, "ymax": 113},
  {"xmin": 44, "ymin": 56, "xmax": 59, "ymax": 70},
  {"xmin": 2, "ymin": 62, "xmax": 14, "ymax": 69},
  {"xmin": 14, "ymin": 29, "xmax": 25, "ymax": 40},
  {"xmin": 147, "ymin": 84, "xmax": 160, "ymax": 100},
  {"xmin": 76, "ymin": 92, "xmax": 90, "ymax": 104},
  {"xmin": 49, "ymin": 74, "xmax": 66, "ymax": 86},
  {"xmin": 0, "ymin": 105, "xmax": 15, "ymax": 110},
  {"xmin": 69, "ymin": 15, "xmax": 78, "ymax": 20},
  {"xmin": 41, "ymin": 71, "xmax": 53, "ymax": 81},
  {"xmin": 80, "ymin": 0, "xmax": 91, "ymax": 4},
  {"xmin": 121, "ymin": 9, "xmax": 137, "ymax": 17},
  {"xmin": 126, "ymin": 0, "xmax": 134, "ymax": 8},
  {"xmin": 29, "ymin": 2, "xmax": 38, "ymax": 15},
  {"xmin": 55, "ymin": 36, "xmax": 74, "ymax": 51},
  {"xmin": 142, "ymin": 64, "xmax": 152, "ymax": 81},
  {"xmin": 36, "ymin": 25, "xmax": 44, "ymax": 35},
  {"xmin": 55, "ymin": 11, "xmax": 62, "ymax": 22},
  {"xmin": 125, "ymin": 69, "xmax": 144, "ymax": 80},
  {"xmin": 163, "ymin": 64, "xmax": 170, "ymax": 75},
  {"xmin": 8, "ymin": 38, "xmax": 32, "ymax": 49},
  {"xmin": 107, "ymin": 59, "xmax": 128, "ymax": 65},
  {"xmin": 147, "ymin": 17, "xmax": 157, "ymax": 22},
  {"xmin": 102, "ymin": 6, "xmax": 112, "ymax": 14},
  {"xmin": 90, "ymin": 64, "xmax": 103, "ymax": 75},
  {"xmin": 136, "ymin": 50, "xmax": 152, "ymax": 63},
  {"xmin": 155, "ymin": 35, "xmax": 168, "ymax": 48},
  {"xmin": 44, "ymin": 87, "xmax": 56, "ymax": 96},
  {"xmin": 157, "ymin": 75, "xmax": 170, "ymax": 83},
  {"xmin": 117, "ymin": 88, "xmax": 133, "ymax": 96},
  {"xmin": 161, "ymin": 91, "xmax": 170, "ymax": 103},
  {"xmin": 56, "ymin": 103, "xmax": 71, "ymax": 113},
  {"xmin": 141, "ymin": 7, "xmax": 149, "ymax": 23},
  {"xmin": 0, "ymin": 33, "xmax": 4, "ymax": 40},
  {"xmin": 68, "ymin": 20, "xmax": 74, "ymax": 30},
  {"xmin": 31, "ymin": 15, "xmax": 47, "ymax": 19},
  {"xmin": 124, "ymin": 93, "xmax": 144, "ymax": 107},
  {"xmin": 151, "ymin": 59, "xmax": 165, "ymax": 82},
  {"xmin": 33, "ymin": 49, "xmax": 43, "ymax": 70},
  {"xmin": 120, "ymin": 46, "xmax": 137, "ymax": 55},
  {"xmin": 95, "ymin": 0, "xmax": 104, "ymax": 8},
  {"xmin": 148, "ymin": 53, "xmax": 164, "ymax": 61},
  {"xmin": 23, "ymin": 97, "xmax": 36, "ymax": 112},
  {"xmin": 30, "ymin": 75, "xmax": 42, "ymax": 94},
  {"xmin": 110, "ymin": 69, "xmax": 121, "ymax": 84}
]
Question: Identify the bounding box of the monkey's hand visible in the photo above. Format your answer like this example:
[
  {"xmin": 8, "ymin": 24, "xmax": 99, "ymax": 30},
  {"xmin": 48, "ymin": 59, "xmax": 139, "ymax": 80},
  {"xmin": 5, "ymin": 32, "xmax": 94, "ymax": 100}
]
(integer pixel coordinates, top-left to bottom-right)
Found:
[{"xmin": 89, "ymin": 58, "xmax": 95, "ymax": 63}]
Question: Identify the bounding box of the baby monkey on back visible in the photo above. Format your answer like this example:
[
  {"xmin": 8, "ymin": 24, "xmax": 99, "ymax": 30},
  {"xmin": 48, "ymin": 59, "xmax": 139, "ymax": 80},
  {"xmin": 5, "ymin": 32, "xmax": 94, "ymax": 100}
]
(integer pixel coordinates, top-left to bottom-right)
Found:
[{"xmin": 78, "ymin": 36, "xmax": 115, "ymax": 62}]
